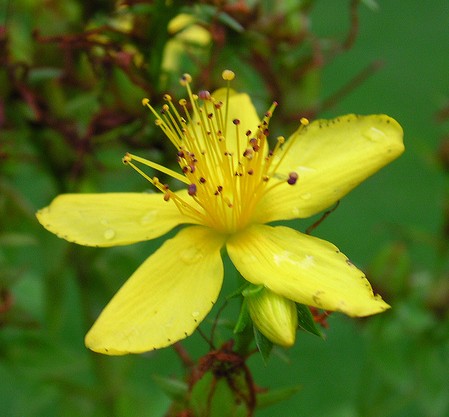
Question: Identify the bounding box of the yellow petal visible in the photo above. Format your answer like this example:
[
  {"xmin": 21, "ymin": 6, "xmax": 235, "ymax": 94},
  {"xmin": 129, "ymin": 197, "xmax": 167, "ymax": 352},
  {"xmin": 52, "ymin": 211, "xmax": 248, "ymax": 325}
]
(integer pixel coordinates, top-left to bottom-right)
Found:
[
  {"xmin": 85, "ymin": 226, "xmax": 226, "ymax": 354},
  {"xmin": 36, "ymin": 191, "xmax": 197, "ymax": 247},
  {"xmin": 227, "ymin": 224, "xmax": 390, "ymax": 317},
  {"xmin": 246, "ymin": 288, "xmax": 297, "ymax": 347},
  {"xmin": 209, "ymin": 90, "xmax": 261, "ymax": 157},
  {"xmin": 254, "ymin": 114, "xmax": 404, "ymax": 223}
]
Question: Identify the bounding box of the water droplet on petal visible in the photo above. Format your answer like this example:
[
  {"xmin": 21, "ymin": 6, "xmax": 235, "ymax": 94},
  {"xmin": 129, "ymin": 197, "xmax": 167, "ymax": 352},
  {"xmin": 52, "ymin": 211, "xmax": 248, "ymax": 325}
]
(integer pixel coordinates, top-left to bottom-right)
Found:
[
  {"xmin": 140, "ymin": 210, "xmax": 157, "ymax": 225},
  {"xmin": 180, "ymin": 247, "xmax": 204, "ymax": 264},
  {"xmin": 103, "ymin": 229, "xmax": 116, "ymax": 240},
  {"xmin": 273, "ymin": 250, "xmax": 299, "ymax": 267},
  {"xmin": 292, "ymin": 207, "xmax": 300, "ymax": 216},
  {"xmin": 363, "ymin": 127, "xmax": 386, "ymax": 143},
  {"xmin": 300, "ymin": 193, "xmax": 311, "ymax": 200},
  {"xmin": 299, "ymin": 255, "xmax": 315, "ymax": 268},
  {"xmin": 191, "ymin": 311, "xmax": 200, "ymax": 318}
]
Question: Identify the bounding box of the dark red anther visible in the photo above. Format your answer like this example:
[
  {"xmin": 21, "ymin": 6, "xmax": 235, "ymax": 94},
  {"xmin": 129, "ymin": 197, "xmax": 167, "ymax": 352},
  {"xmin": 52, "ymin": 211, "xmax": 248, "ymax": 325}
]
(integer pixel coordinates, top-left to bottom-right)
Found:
[
  {"xmin": 287, "ymin": 172, "xmax": 299, "ymax": 185},
  {"xmin": 188, "ymin": 183, "xmax": 197, "ymax": 196},
  {"xmin": 198, "ymin": 90, "xmax": 211, "ymax": 100}
]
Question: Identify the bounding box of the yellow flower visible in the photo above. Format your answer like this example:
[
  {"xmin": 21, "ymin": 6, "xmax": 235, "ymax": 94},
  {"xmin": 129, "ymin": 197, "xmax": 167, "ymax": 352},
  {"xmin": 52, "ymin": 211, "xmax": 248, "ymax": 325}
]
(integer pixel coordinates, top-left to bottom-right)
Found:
[{"xmin": 36, "ymin": 71, "xmax": 404, "ymax": 355}]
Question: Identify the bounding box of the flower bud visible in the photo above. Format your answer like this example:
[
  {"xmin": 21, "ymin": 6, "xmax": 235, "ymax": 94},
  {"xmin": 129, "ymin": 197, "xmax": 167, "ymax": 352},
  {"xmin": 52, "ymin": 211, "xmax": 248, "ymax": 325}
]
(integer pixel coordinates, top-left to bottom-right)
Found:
[{"xmin": 246, "ymin": 288, "xmax": 297, "ymax": 347}]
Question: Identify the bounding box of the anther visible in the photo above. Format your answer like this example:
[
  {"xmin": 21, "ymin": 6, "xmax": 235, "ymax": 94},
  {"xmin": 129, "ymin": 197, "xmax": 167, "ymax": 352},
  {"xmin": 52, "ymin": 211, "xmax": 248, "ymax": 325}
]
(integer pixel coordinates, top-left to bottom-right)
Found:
[
  {"xmin": 162, "ymin": 104, "xmax": 169, "ymax": 111},
  {"xmin": 222, "ymin": 70, "xmax": 235, "ymax": 81},
  {"xmin": 179, "ymin": 99, "xmax": 187, "ymax": 106},
  {"xmin": 243, "ymin": 148, "xmax": 254, "ymax": 159},
  {"xmin": 287, "ymin": 172, "xmax": 299, "ymax": 185},
  {"xmin": 188, "ymin": 183, "xmax": 197, "ymax": 196},
  {"xmin": 198, "ymin": 90, "xmax": 211, "ymax": 100},
  {"xmin": 142, "ymin": 98, "xmax": 150, "ymax": 106},
  {"xmin": 300, "ymin": 117, "xmax": 309, "ymax": 126},
  {"xmin": 233, "ymin": 119, "xmax": 240, "ymax": 125},
  {"xmin": 180, "ymin": 73, "xmax": 192, "ymax": 86},
  {"xmin": 122, "ymin": 154, "xmax": 131, "ymax": 164},
  {"xmin": 163, "ymin": 94, "xmax": 172, "ymax": 102}
]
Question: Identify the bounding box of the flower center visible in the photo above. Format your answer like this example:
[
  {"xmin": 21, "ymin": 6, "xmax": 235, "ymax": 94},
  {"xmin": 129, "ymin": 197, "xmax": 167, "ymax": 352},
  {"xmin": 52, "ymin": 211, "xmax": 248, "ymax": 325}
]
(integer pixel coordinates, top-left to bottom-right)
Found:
[{"xmin": 123, "ymin": 71, "xmax": 306, "ymax": 234}]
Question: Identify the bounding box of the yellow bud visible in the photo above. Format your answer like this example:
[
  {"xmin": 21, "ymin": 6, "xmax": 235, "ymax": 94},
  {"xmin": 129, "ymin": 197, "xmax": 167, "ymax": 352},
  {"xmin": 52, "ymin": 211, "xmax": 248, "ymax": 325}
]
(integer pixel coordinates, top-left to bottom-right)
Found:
[{"xmin": 246, "ymin": 288, "xmax": 297, "ymax": 347}]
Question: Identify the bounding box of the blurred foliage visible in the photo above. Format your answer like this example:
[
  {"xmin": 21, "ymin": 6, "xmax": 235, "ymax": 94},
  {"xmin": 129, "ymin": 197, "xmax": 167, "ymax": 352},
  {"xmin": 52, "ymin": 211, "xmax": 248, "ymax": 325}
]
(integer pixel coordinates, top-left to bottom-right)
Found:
[{"xmin": 1, "ymin": 0, "xmax": 448, "ymax": 416}]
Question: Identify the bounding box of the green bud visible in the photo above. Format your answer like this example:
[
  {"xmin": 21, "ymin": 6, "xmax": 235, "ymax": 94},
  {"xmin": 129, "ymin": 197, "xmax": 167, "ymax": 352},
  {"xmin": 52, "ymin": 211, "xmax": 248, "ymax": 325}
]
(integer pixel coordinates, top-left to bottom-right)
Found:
[{"xmin": 246, "ymin": 288, "xmax": 297, "ymax": 347}]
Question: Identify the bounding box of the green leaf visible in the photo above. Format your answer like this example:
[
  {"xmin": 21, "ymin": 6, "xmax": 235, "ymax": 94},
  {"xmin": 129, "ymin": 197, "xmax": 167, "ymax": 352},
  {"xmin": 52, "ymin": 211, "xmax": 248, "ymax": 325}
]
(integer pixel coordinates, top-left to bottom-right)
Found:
[
  {"xmin": 226, "ymin": 281, "xmax": 250, "ymax": 300},
  {"xmin": 190, "ymin": 373, "xmax": 248, "ymax": 417},
  {"xmin": 296, "ymin": 304, "xmax": 323, "ymax": 338},
  {"xmin": 233, "ymin": 301, "xmax": 256, "ymax": 355},
  {"xmin": 254, "ymin": 326, "xmax": 273, "ymax": 364},
  {"xmin": 216, "ymin": 11, "xmax": 244, "ymax": 33},
  {"xmin": 193, "ymin": 4, "xmax": 244, "ymax": 32},
  {"xmin": 241, "ymin": 284, "xmax": 264, "ymax": 297},
  {"xmin": 233, "ymin": 299, "xmax": 251, "ymax": 334},
  {"xmin": 361, "ymin": 0, "xmax": 379, "ymax": 11},
  {"xmin": 152, "ymin": 375, "xmax": 188, "ymax": 401},
  {"xmin": 0, "ymin": 233, "xmax": 37, "ymax": 246},
  {"xmin": 256, "ymin": 384, "xmax": 302, "ymax": 409}
]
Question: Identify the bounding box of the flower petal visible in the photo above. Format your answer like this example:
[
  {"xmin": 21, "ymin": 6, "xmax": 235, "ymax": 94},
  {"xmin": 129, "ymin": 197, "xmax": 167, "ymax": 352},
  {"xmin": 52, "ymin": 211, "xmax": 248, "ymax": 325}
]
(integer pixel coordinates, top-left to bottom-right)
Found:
[
  {"xmin": 254, "ymin": 114, "xmax": 404, "ymax": 223},
  {"xmin": 85, "ymin": 226, "xmax": 226, "ymax": 354},
  {"xmin": 36, "ymin": 191, "xmax": 196, "ymax": 247},
  {"xmin": 227, "ymin": 224, "xmax": 390, "ymax": 317},
  {"xmin": 210, "ymin": 89, "xmax": 261, "ymax": 156}
]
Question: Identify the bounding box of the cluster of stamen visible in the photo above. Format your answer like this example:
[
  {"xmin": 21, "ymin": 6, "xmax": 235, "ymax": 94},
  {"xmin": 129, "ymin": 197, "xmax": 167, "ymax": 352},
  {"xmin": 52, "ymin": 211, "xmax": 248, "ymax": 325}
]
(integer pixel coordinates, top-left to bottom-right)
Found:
[{"xmin": 123, "ymin": 70, "xmax": 308, "ymax": 233}]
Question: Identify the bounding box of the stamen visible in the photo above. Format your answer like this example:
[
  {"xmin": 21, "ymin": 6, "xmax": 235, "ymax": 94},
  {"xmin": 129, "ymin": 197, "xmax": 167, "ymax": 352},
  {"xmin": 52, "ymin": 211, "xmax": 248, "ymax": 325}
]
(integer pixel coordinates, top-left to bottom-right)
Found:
[
  {"xmin": 124, "ymin": 153, "xmax": 189, "ymax": 185},
  {"xmin": 222, "ymin": 69, "xmax": 235, "ymax": 137},
  {"xmin": 180, "ymin": 73, "xmax": 192, "ymax": 86},
  {"xmin": 188, "ymin": 184, "xmax": 197, "ymax": 196},
  {"xmin": 222, "ymin": 70, "xmax": 235, "ymax": 81},
  {"xmin": 287, "ymin": 172, "xmax": 299, "ymax": 185},
  {"xmin": 268, "ymin": 117, "xmax": 309, "ymax": 176},
  {"xmin": 134, "ymin": 72, "xmax": 307, "ymax": 234},
  {"xmin": 198, "ymin": 90, "xmax": 211, "ymax": 100}
]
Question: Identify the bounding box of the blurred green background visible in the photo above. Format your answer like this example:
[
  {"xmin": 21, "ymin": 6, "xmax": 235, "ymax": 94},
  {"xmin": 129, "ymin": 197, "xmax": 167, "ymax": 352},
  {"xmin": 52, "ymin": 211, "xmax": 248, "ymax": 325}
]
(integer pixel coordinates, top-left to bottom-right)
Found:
[{"xmin": 1, "ymin": 1, "xmax": 448, "ymax": 416}]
